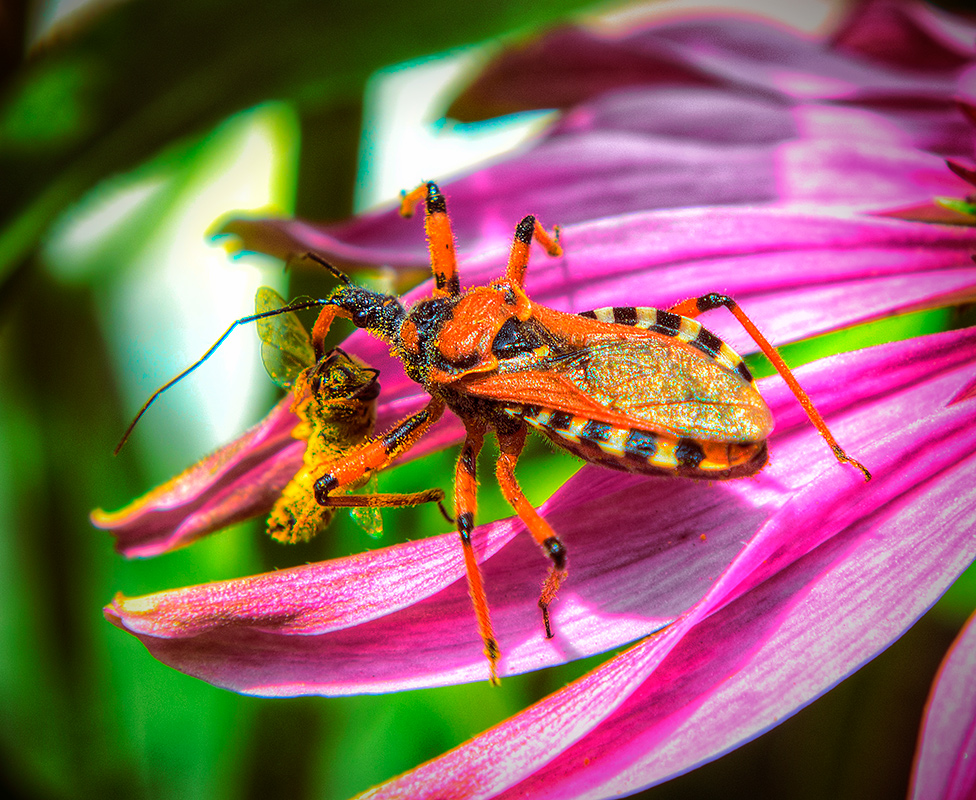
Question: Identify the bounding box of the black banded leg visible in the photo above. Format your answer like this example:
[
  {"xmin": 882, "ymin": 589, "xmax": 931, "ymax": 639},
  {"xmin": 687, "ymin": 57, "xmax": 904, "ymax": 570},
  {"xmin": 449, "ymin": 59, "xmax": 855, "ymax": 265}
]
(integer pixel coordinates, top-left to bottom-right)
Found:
[
  {"xmin": 504, "ymin": 215, "xmax": 562, "ymax": 288},
  {"xmin": 400, "ymin": 182, "xmax": 461, "ymax": 298},
  {"xmin": 454, "ymin": 421, "xmax": 500, "ymax": 684},
  {"xmin": 313, "ymin": 397, "xmax": 446, "ymax": 504},
  {"xmin": 667, "ymin": 293, "xmax": 871, "ymax": 480},
  {"xmin": 495, "ymin": 426, "xmax": 567, "ymax": 639}
]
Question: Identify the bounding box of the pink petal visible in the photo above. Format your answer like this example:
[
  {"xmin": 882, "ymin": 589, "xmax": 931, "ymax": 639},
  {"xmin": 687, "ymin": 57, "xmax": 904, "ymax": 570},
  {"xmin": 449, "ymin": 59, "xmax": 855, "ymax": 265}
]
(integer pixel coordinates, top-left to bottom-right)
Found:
[
  {"xmin": 106, "ymin": 327, "xmax": 976, "ymax": 701},
  {"xmin": 910, "ymin": 612, "xmax": 976, "ymax": 800},
  {"xmin": 353, "ymin": 208, "xmax": 976, "ymax": 411},
  {"xmin": 359, "ymin": 327, "xmax": 976, "ymax": 799},
  {"xmin": 91, "ymin": 396, "xmax": 302, "ymax": 557},
  {"xmin": 450, "ymin": 4, "xmax": 973, "ymax": 120},
  {"xmin": 833, "ymin": 0, "xmax": 976, "ymax": 70},
  {"xmin": 650, "ymin": 13, "xmax": 968, "ymax": 102},
  {"xmin": 265, "ymin": 207, "xmax": 976, "ymax": 363},
  {"xmin": 221, "ymin": 5, "xmax": 975, "ymax": 270},
  {"xmin": 223, "ymin": 102, "xmax": 970, "ymax": 268}
]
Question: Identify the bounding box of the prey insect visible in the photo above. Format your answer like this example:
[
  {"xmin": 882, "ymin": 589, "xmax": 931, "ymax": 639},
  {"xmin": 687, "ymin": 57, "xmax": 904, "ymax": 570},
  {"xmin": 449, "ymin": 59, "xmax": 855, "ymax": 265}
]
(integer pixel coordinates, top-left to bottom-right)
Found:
[
  {"xmin": 112, "ymin": 286, "xmax": 450, "ymax": 544},
  {"xmin": 256, "ymin": 287, "xmax": 450, "ymax": 542},
  {"xmin": 298, "ymin": 181, "xmax": 870, "ymax": 684}
]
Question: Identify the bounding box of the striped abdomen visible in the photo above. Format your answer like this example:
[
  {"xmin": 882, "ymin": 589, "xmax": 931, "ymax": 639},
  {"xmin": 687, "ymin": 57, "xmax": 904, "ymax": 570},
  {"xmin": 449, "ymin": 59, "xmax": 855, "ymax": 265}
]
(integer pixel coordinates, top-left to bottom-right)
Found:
[
  {"xmin": 578, "ymin": 306, "xmax": 753, "ymax": 386},
  {"xmin": 505, "ymin": 404, "xmax": 768, "ymax": 479}
]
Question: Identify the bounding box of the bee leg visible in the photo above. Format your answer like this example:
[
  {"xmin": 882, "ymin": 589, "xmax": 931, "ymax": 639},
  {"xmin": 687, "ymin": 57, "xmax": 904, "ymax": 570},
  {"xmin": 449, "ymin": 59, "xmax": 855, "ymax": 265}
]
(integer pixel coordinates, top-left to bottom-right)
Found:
[
  {"xmin": 495, "ymin": 426, "xmax": 567, "ymax": 641},
  {"xmin": 325, "ymin": 489, "xmax": 452, "ymax": 522},
  {"xmin": 455, "ymin": 421, "xmax": 501, "ymax": 685}
]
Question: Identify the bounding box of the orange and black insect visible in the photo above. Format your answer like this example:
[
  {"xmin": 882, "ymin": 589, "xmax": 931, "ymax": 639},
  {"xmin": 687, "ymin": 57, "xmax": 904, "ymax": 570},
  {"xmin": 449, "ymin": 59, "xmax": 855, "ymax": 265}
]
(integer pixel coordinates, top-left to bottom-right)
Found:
[
  {"xmin": 112, "ymin": 286, "xmax": 450, "ymax": 543},
  {"xmin": 299, "ymin": 181, "xmax": 870, "ymax": 683}
]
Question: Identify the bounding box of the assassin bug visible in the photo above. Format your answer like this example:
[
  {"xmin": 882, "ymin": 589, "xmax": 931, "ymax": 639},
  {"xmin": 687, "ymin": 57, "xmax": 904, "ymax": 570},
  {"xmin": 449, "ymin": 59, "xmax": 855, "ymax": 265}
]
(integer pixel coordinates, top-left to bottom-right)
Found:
[
  {"xmin": 299, "ymin": 181, "xmax": 870, "ymax": 684},
  {"xmin": 107, "ymin": 286, "xmax": 450, "ymax": 545}
]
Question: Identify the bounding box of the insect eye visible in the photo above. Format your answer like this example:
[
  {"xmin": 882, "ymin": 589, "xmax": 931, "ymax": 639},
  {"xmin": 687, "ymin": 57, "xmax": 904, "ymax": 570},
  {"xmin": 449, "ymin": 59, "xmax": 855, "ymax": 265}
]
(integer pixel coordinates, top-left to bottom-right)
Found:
[
  {"xmin": 342, "ymin": 289, "xmax": 404, "ymax": 336},
  {"xmin": 352, "ymin": 307, "xmax": 374, "ymax": 327},
  {"xmin": 348, "ymin": 374, "xmax": 380, "ymax": 401},
  {"xmin": 492, "ymin": 317, "xmax": 542, "ymax": 360}
]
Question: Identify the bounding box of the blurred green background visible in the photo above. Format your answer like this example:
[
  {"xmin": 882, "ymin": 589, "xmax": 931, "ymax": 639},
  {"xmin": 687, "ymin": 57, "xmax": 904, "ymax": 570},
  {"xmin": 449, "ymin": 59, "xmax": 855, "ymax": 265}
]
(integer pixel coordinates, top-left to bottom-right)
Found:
[{"xmin": 1, "ymin": 1, "xmax": 974, "ymax": 798}]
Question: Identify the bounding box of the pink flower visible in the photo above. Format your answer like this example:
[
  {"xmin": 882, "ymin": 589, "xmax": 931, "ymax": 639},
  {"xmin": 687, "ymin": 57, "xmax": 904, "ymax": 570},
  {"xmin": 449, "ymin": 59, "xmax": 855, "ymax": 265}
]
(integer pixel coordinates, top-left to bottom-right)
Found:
[
  {"xmin": 105, "ymin": 324, "xmax": 976, "ymax": 692},
  {"xmin": 104, "ymin": 320, "xmax": 976, "ymax": 793},
  {"xmin": 355, "ymin": 335, "xmax": 976, "ymax": 800},
  {"xmin": 97, "ymin": 1, "xmax": 976, "ymax": 796}
]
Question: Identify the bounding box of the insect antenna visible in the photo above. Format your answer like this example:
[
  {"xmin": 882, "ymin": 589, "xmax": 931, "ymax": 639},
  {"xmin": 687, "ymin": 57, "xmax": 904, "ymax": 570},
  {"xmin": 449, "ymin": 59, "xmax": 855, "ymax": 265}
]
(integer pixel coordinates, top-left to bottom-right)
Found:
[
  {"xmin": 114, "ymin": 298, "xmax": 329, "ymax": 455},
  {"xmin": 303, "ymin": 252, "xmax": 351, "ymax": 285}
]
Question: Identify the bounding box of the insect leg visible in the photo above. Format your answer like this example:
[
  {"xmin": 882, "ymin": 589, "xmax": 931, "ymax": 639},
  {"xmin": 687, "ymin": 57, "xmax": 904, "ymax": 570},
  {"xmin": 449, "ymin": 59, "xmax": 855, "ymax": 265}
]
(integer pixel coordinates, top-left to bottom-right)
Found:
[
  {"xmin": 313, "ymin": 397, "xmax": 446, "ymax": 504},
  {"xmin": 504, "ymin": 216, "xmax": 562, "ymax": 289},
  {"xmin": 400, "ymin": 182, "xmax": 461, "ymax": 298},
  {"xmin": 324, "ymin": 489, "xmax": 453, "ymax": 523},
  {"xmin": 669, "ymin": 293, "xmax": 871, "ymax": 481},
  {"xmin": 494, "ymin": 426, "xmax": 567, "ymax": 641},
  {"xmin": 455, "ymin": 420, "xmax": 501, "ymax": 684},
  {"xmin": 310, "ymin": 305, "xmax": 341, "ymax": 361}
]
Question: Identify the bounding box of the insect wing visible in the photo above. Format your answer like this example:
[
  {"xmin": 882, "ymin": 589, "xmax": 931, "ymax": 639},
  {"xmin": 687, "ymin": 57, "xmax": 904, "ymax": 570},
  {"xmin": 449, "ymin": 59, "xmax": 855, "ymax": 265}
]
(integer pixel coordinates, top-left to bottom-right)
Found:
[
  {"xmin": 552, "ymin": 336, "xmax": 772, "ymax": 442},
  {"xmin": 349, "ymin": 475, "xmax": 384, "ymax": 539},
  {"xmin": 465, "ymin": 334, "xmax": 772, "ymax": 442},
  {"xmin": 255, "ymin": 286, "xmax": 315, "ymax": 389}
]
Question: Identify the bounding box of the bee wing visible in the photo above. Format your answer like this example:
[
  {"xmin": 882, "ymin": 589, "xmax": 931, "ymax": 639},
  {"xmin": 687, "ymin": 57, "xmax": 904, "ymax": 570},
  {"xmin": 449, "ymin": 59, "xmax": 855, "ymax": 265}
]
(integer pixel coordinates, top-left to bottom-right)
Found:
[
  {"xmin": 255, "ymin": 286, "xmax": 315, "ymax": 389},
  {"xmin": 349, "ymin": 476, "xmax": 384, "ymax": 539}
]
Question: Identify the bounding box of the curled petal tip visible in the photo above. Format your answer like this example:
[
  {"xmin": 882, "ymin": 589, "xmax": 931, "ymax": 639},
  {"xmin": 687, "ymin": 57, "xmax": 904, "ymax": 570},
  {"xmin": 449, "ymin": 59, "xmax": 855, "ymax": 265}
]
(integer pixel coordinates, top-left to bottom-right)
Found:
[{"xmin": 103, "ymin": 598, "xmax": 124, "ymax": 628}]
